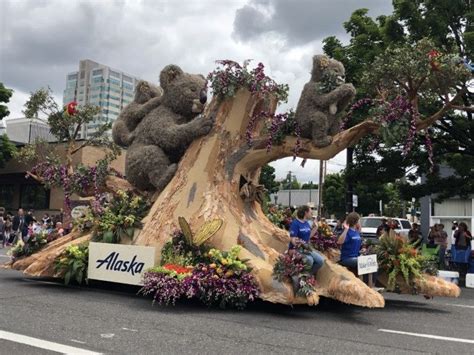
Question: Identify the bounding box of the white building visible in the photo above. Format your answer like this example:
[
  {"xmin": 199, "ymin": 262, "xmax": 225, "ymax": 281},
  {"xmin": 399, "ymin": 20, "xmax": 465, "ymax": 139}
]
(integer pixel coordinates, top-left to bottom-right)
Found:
[
  {"xmin": 63, "ymin": 59, "xmax": 142, "ymax": 139},
  {"xmin": 4, "ymin": 117, "xmax": 55, "ymax": 143},
  {"xmin": 420, "ymin": 166, "xmax": 473, "ymax": 246},
  {"xmin": 270, "ymin": 189, "xmax": 319, "ymax": 208}
]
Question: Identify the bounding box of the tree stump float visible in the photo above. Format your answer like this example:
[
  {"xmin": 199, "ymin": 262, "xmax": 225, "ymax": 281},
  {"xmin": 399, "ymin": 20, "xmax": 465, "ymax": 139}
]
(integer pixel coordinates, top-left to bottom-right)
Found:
[{"xmin": 6, "ymin": 89, "xmax": 461, "ymax": 306}]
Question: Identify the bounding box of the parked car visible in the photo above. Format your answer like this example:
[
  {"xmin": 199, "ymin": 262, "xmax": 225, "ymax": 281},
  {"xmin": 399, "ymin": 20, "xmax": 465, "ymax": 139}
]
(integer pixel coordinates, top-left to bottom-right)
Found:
[{"xmin": 360, "ymin": 217, "xmax": 412, "ymax": 240}]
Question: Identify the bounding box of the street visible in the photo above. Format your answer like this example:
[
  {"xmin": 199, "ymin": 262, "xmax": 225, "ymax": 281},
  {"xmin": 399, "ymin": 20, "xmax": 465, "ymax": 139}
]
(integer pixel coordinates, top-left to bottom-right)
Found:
[{"xmin": 1, "ymin": 248, "xmax": 473, "ymax": 355}]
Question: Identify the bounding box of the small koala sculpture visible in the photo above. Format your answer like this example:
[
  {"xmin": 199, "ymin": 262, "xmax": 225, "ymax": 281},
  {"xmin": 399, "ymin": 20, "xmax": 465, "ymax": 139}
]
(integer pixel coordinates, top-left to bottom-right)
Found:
[
  {"xmin": 112, "ymin": 64, "xmax": 212, "ymax": 192},
  {"xmin": 294, "ymin": 54, "xmax": 356, "ymax": 147},
  {"xmin": 112, "ymin": 80, "xmax": 163, "ymax": 147}
]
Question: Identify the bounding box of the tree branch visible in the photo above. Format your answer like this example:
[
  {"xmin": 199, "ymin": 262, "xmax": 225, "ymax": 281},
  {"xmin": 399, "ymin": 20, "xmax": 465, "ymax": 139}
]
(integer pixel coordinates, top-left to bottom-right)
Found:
[
  {"xmin": 450, "ymin": 105, "xmax": 474, "ymax": 113},
  {"xmin": 415, "ymin": 88, "xmax": 467, "ymax": 130}
]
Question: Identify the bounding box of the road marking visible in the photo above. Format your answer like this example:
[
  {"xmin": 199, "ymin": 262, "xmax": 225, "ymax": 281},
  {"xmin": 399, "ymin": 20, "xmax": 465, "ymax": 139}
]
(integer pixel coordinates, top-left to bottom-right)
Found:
[
  {"xmin": 122, "ymin": 327, "xmax": 138, "ymax": 332},
  {"xmin": 0, "ymin": 330, "xmax": 101, "ymax": 354},
  {"xmin": 444, "ymin": 303, "xmax": 474, "ymax": 309},
  {"xmin": 100, "ymin": 333, "xmax": 115, "ymax": 338},
  {"xmin": 378, "ymin": 329, "xmax": 474, "ymax": 344},
  {"xmin": 70, "ymin": 339, "xmax": 87, "ymax": 344}
]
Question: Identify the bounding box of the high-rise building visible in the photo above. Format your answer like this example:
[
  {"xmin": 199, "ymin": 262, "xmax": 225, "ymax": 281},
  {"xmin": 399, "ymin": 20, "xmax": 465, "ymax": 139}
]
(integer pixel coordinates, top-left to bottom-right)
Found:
[{"xmin": 63, "ymin": 59, "xmax": 141, "ymax": 138}]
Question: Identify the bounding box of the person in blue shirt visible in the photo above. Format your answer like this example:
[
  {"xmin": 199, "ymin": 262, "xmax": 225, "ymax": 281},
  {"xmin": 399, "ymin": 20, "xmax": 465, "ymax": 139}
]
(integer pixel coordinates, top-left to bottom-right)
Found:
[
  {"xmin": 337, "ymin": 212, "xmax": 362, "ymax": 269},
  {"xmin": 289, "ymin": 205, "xmax": 325, "ymax": 274}
]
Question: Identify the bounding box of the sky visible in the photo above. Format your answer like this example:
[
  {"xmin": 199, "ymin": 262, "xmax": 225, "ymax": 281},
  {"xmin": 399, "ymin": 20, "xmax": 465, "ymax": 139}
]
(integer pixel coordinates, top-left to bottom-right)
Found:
[{"xmin": 0, "ymin": 0, "xmax": 393, "ymax": 183}]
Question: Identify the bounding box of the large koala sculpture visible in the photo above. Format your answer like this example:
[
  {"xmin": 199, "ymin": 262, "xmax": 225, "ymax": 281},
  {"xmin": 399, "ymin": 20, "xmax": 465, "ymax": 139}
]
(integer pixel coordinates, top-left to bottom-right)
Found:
[
  {"xmin": 294, "ymin": 54, "xmax": 356, "ymax": 147},
  {"xmin": 112, "ymin": 65, "xmax": 212, "ymax": 192}
]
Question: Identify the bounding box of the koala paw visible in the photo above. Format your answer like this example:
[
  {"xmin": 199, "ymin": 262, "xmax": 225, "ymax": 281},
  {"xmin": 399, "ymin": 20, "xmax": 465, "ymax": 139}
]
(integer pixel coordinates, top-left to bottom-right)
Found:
[
  {"xmin": 312, "ymin": 135, "xmax": 333, "ymax": 148},
  {"xmin": 195, "ymin": 115, "xmax": 214, "ymax": 136}
]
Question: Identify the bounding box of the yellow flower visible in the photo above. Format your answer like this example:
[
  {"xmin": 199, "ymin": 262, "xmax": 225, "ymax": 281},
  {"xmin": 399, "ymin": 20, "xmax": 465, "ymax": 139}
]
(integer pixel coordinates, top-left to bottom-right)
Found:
[{"xmin": 209, "ymin": 263, "xmax": 217, "ymax": 269}]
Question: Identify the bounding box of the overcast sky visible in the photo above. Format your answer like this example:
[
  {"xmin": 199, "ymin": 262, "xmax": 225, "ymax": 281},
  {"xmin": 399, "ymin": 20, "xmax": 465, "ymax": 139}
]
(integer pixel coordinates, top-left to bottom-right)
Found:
[{"xmin": 0, "ymin": 0, "xmax": 392, "ymax": 182}]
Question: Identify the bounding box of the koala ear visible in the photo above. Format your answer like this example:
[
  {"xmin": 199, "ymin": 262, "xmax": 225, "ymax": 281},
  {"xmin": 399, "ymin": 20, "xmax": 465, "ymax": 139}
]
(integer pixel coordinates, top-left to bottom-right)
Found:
[
  {"xmin": 311, "ymin": 55, "xmax": 329, "ymax": 81},
  {"xmin": 160, "ymin": 65, "xmax": 184, "ymax": 90}
]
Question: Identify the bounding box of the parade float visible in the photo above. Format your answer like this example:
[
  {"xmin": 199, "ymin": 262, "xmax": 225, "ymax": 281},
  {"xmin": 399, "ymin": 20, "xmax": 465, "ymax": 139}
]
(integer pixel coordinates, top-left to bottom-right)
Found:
[{"xmin": 6, "ymin": 41, "xmax": 471, "ymax": 309}]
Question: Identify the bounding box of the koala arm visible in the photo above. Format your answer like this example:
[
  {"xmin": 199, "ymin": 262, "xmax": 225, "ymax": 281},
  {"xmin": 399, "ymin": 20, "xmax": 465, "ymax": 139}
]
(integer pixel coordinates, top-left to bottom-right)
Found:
[
  {"xmin": 135, "ymin": 96, "xmax": 162, "ymax": 121},
  {"xmin": 150, "ymin": 115, "xmax": 214, "ymax": 151},
  {"xmin": 313, "ymin": 83, "xmax": 356, "ymax": 110}
]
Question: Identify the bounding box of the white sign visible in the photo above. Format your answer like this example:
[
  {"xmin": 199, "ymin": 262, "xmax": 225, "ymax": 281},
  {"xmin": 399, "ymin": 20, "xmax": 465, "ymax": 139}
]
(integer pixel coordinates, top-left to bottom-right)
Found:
[
  {"xmin": 71, "ymin": 205, "xmax": 90, "ymax": 220},
  {"xmin": 88, "ymin": 242, "xmax": 155, "ymax": 285},
  {"xmin": 352, "ymin": 195, "xmax": 358, "ymax": 207},
  {"xmin": 357, "ymin": 254, "xmax": 378, "ymax": 275}
]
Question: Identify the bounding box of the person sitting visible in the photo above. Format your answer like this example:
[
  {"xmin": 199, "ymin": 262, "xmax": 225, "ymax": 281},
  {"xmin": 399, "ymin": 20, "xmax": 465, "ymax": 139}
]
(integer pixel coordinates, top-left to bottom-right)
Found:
[
  {"xmin": 338, "ymin": 212, "xmax": 381, "ymax": 290},
  {"xmin": 337, "ymin": 212, "xmax": 362, "ymax": 271},
  {"xmin": 55, "ymin": 222, "xmax": 65, "ymax": 237},
  {"xmin": 288, "ymin": 205, "xmax": 325, "ymax": 276},
  {"xmin": 333, "ymin": 217, "xmax": 345, "ymax": 237}
]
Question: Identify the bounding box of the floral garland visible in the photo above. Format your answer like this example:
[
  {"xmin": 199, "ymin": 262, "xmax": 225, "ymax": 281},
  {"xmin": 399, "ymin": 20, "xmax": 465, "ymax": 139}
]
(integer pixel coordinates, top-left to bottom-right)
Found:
[
  {"xmin": 310, "ymin": 222, "xmax": 338, "ymax": 252},
  {"xmin": 140, "ymin": 245, "xmax": 259, "ymax": 309},
  {"xmin": 273, "ymin": 245, "xmax": 318, "ymax": 297},
  {"xmin": 207, "ymin": 60, "xmax": 289, "ymax": 103}
]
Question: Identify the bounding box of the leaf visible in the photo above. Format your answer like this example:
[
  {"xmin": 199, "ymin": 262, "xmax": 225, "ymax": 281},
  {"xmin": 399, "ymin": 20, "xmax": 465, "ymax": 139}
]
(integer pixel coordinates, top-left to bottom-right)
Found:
[
  {"xmin": 64, "ymin": 271, "xmax": 71, "ymax": 285},
  {"xmin": 178, "ymin": 216, "xmax": 193, "ymax": 245},
  {"xmin": 72, "ymin": 260, "xmax": 81, "ymax": 272},
  {"xmin": 193, "ymin": 218, "xmax": 223, "ymax": 246},
  {"xmin": 103, "ymin": 231, "xmax": 114, "ymax": 243},
  {"xmin": 126, "ymin": 227, "xmax": 135, "ymax": 238},
  {"xmin": 76, "ymin": 270, "xmax": 83, "ymax": 284}
]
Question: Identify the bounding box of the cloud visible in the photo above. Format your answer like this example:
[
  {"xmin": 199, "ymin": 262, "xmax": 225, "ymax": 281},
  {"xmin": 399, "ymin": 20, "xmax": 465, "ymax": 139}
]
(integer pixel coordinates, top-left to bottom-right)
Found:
[
  {"xmin": 233, "ymin": 0, "xmax": 393, "ymax": 46},
  {"xmin": 1, "ymin": 0, "xmax": 392, "ymax": 180}
]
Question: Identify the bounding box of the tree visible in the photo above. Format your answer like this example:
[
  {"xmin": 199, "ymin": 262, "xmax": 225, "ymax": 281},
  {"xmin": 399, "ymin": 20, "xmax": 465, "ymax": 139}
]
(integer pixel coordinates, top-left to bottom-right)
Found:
[
  {"xmin": 323, "ymin": 1, "xmax": 473, "ymax": 207},
  {"xmin": 301, "ymin": 182, "xmax": 318, "ymax": 190},
  {"xmin": 322, "ymin": 173, "xmax": 345, "ymax": 217},
  {"xmin": 0, "ymin": 82, "xmax": 16, "ymax": 168},
  {"xmin": 16, "ymin": 88, "xmax": 126, "ymax": 211},
  {"xmin": 258, "ymin": 164, "xmax": 279, "ymax": 193},
  {"xmin": 281, "ymin": 172, "xmax": 301, "ymax": 190}
]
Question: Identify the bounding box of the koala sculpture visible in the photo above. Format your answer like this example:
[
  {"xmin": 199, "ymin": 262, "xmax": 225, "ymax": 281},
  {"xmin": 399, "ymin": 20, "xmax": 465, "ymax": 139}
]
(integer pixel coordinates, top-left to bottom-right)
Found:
[
  {"xmin": 112, "ymin": 80, "xmax": 163, "ymax": 147},
  {"xmin": 294, "ymin": 54, "xmax": 356, "ymax": 147},
  {"xmin": 112, "ymin": 65, "xmax": 212, "ymax": 192}
]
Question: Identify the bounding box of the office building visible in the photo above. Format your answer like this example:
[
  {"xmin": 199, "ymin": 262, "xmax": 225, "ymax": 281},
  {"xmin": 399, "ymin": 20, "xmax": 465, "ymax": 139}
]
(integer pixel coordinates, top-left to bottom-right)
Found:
[{"xmin": 63, "ymin": 59, "xmax": 141, "ymax": 138}]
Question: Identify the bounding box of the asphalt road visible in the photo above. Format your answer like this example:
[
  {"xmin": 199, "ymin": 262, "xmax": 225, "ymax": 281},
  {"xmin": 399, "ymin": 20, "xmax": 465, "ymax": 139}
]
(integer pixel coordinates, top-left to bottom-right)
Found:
[{"xmin": 1, "ymin": 247, "xmax": 473, "ymax": 354}]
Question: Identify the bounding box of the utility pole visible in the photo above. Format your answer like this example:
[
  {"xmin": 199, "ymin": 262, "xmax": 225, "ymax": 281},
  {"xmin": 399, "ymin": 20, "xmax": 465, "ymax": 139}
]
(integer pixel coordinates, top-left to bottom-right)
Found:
[
  {"xmin": 288, "ymin": 170, "xmax": 292, "ymax": 207},
  {"xmin": 345, "ymin": 147, "xmax": 354, "ymax": 214},
  {"xmin": 318, "ymin": 160, "xmax": 323, "ymax": 217}
]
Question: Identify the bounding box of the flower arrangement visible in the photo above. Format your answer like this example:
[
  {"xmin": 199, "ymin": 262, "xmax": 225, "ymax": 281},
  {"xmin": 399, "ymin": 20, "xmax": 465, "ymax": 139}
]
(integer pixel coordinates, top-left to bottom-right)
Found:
[
  {"xmin": 140, "ymin": 246, "xmax": 259, "ymax": 309},
  {"xmin": 273, "ymin": 246, "xmax": 317, "ymax": 297},
  {"xmin": 54, "ymin": 243, "xmax": 89, "ymax": 285},
  {"xmin": 9, "ymin": 232, "xmax": 48, "ymax": 259},
  {"xmin": 376, "ymin": 233, "xmax": 436, "ymax": 292},
  {"xmin": 74, "ymin": 190, "xmax": 149, "ymax": 244},
  {"xmin": 207, "ymin": 60, "xmax": 289, "ymax": 103},
  {"xmin": 310, "ymin": 222, "xmax": 338, "ymax": 252}
]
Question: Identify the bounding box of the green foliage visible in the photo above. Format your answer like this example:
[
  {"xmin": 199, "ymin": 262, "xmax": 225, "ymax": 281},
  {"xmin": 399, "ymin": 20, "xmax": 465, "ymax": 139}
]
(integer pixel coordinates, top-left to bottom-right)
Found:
[
  {"xmin": 81, "ymin": 190, "xmax": 149, "ymax": 243},
  {"xmin": 322, "ymin": 173, "xmax": 346, "ymax": 217},
  {"xmin": 0, "ymin": 134, "xmax": 16, "ymax": 168},
  {"xmin": 324, "ymin": 2, "xmax": 474, "ymax": 206},
  {"xmin": 376, "ymin": 233, "xmax": 435, "ymax": 292},
  {"xmin": 161, "ymin": 231, "xmax": 210, "ymax": 266},
  {"xmin": 0, "ymin": 83, "xmax": 15, "ymax": 168},
  {"xmin": 0, "ymin": 82, "xmax": 13, "ymax": 120},
  {"xmin": 207, "ymin": 246, "xmax": 248, "ymax": 272},
  {"xmin": 259, "ymin": 165, "xmax": 279, "ymax": 194},
  {"xmin": 54, "ymin": 244, "xmax": 89, "ymax": 285},
  {"xmin": 9, "ymin": 232, "xmax": 48, "ymax": 259}
]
